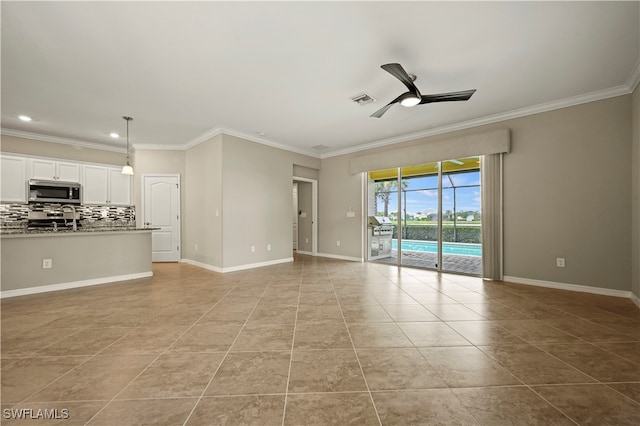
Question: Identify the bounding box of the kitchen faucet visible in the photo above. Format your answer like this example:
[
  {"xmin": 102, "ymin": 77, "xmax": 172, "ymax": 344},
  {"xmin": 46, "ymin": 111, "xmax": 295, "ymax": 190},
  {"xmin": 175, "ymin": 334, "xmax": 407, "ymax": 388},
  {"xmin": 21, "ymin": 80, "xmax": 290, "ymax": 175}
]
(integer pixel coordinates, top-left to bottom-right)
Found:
[{"xmin": 60, "ymin": 204, "xmax": 78, "ymax": 231}]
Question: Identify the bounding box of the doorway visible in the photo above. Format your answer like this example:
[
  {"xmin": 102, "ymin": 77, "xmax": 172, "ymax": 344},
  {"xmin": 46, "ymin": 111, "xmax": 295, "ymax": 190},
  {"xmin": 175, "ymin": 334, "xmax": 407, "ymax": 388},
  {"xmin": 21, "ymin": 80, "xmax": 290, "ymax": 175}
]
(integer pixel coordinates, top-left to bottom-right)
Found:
[
  {"xmin": 293, "ymin": 183, "xmax": 298, "ymax": 250},
  {"xmin": 141, "ymin": 174, "xmax": 181, "ymax": 262},
  {"xmin": 293, "ymin": 177, "xmax": 318, "ymax": 256},
  {"xmin": 368, "ymin": 157, "xmax": 482, "ymax": 276}
]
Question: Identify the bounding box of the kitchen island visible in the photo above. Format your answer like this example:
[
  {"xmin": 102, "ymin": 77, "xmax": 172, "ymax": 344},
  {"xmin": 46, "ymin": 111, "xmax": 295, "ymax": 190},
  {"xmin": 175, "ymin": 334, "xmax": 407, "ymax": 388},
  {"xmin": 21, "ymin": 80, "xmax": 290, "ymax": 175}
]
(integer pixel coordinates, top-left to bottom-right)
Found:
[{"xmin": 1, "ymin": 228, "xmax": 154, "ymax": 298}]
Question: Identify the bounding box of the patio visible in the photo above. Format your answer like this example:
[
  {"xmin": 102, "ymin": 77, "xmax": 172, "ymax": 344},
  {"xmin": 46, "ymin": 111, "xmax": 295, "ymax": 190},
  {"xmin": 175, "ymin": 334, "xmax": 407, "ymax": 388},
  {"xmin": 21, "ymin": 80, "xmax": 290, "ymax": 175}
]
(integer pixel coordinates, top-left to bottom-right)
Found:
[{"xmin": 374, "ymin": 250, "xmax": 482, "ymax": 276}]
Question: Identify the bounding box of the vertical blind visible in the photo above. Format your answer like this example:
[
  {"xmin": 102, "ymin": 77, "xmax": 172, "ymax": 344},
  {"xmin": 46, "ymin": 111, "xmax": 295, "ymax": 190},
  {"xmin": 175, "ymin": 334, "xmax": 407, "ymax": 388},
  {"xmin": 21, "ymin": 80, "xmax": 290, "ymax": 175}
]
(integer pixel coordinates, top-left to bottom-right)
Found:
[{"xmin": 481, "ymin": 154, "xmax": 504, "ymax": 280}]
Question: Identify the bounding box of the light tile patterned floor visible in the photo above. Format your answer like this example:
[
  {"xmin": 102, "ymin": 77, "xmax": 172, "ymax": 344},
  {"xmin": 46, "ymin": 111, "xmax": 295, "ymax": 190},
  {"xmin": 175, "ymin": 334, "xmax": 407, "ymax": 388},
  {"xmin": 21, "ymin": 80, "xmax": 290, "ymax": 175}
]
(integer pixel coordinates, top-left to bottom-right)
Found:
[{"xmin": 1, "ymin": 255, "xmax": 639, "ymax": 425}]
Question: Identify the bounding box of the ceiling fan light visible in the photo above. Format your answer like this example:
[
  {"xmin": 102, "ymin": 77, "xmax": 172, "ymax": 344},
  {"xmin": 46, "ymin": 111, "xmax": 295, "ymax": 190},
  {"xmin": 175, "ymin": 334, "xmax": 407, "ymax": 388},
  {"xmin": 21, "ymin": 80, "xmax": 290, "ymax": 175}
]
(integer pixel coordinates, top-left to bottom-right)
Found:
[{"xmin": 399, "ymin": 95, "xmax": 420, "ymax": 107}]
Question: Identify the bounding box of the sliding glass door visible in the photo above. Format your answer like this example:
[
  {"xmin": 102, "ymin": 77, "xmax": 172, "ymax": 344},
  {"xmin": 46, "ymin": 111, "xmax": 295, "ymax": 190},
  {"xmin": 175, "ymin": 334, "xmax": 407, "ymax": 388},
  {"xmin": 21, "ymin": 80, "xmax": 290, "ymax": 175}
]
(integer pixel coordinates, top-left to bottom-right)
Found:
[
  {"xmin": 440, "ymin": 160, "xmax": 482, "ymax": 274},
  {"xmin": 398, "ymin": 165, "xmax": 439, "ymax": 269},
  {"xmin": 368, "ymin": 157, "xmax": 482, "ymax": 276}
]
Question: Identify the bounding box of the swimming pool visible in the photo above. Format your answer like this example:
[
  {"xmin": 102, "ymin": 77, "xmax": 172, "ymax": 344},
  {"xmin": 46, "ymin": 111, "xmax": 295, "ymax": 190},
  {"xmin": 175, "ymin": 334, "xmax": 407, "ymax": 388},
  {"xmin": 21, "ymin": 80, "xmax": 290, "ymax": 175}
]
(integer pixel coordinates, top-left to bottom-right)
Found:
[{"xmin": 391, "ymin": 240, "xmax": 482, "ymax": 257}]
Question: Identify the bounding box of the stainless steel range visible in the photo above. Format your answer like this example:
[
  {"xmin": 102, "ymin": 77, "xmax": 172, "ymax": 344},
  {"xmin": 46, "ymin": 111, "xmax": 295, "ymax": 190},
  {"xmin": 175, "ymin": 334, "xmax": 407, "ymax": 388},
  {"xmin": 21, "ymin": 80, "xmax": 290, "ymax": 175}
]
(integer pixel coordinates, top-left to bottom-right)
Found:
[
  {"xmin": 368, "ymin": 216, "xmax": 394, "ymax": 260},
  {"xmin": 27, "ymin": 208, "xmax": 81, "ymax": 231}
]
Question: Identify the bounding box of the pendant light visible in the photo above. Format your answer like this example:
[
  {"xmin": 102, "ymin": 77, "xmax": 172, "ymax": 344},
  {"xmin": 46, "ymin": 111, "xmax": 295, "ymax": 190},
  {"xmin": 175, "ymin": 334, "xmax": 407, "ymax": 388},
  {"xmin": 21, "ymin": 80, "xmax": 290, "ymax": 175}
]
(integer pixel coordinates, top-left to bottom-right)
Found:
[{"xmin": 121, "ymin": 116, "xmax": 134, "ymax": 175}]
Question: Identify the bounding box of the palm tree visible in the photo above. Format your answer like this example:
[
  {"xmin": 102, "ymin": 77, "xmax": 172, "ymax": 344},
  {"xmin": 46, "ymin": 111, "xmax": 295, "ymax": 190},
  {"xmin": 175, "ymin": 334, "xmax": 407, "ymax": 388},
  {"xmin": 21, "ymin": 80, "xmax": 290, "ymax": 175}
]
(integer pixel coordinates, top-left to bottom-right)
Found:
[{"xmin": 374, "ymin": 179, "xmax": 408, "ymax": 217}]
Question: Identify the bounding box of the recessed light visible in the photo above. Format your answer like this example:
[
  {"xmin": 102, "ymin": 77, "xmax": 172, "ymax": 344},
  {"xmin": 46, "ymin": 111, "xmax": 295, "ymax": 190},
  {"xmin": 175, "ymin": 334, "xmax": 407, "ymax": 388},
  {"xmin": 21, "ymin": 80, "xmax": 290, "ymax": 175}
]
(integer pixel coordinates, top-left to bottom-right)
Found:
[
  {"xmin": 18, "ymin": 115, "xmax": 32, "ymax": 122},
  {"xmin": 110, "ymin": 132, "xmax": 119, "ymax": 138},
  {"xmin": 258, "ymin": 131, "xmax": 267, "ymax": 137}
]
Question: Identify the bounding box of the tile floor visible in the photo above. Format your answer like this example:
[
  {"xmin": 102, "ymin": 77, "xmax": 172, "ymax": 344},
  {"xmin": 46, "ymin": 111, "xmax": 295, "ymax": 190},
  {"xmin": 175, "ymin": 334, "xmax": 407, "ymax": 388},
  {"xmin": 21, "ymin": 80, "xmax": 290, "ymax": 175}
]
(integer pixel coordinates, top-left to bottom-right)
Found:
[{"xmin": 1, "ymin": 255, "xmax": 639, "ymax": 425}]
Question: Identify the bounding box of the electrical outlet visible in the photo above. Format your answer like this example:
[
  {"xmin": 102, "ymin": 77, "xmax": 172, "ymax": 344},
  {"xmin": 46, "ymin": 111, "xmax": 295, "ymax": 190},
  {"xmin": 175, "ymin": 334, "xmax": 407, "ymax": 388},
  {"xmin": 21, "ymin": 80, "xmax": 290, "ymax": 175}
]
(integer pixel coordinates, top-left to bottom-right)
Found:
[
  {"xmin": 42, "ymin": 259, "xmax": 52, "ymax": 269},
  {"xmin": 267, "ymin": 244, "xmax": 272, "ymax": 251},
  {"xmin": 251, "ymin": 246, "xmax": 255, "ymax": 252},
  {"xmin": 195, "ymin": 244, "xmax": 198, "ymax": 251},
  {"xmin": 336, "ymin": 240, "xmax": 341, "ymax": 247},
  {"xmin": 305, "ymin": 238, "xmax": 309, "ymax": 244},
  {"xmin": 556, "ymin": 258, "xmax": 565, "ymax": 268},
  {"xmin": 346, "ymin": 211, "xmax": 355, "ymax": 218}
]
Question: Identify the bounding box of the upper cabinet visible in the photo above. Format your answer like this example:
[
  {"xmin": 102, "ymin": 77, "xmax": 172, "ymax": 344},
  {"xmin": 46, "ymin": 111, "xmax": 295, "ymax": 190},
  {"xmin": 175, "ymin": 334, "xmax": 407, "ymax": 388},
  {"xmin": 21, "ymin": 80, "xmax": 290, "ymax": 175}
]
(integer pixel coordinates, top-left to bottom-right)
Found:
[
  {"xmin": 82, "ymin": 165, "xmax": 109, "ymax": 204},
  {"xmin": 0, "ymin": 153, "xmax": 132, "ymax": 206},
  {"xmin": 30, "ymin": 158, "xmax": 81, "ymax": 182},
  {"xmin": 1, "ymin": 155, "xmax": 27, "ymax": 203},
  {"xmin": 107, "ymin": 167, "xmax": 132, "ymax": 205},
  {"xmin": 82, "ymin": 165, "xmax": 131, "ymax": 205}
]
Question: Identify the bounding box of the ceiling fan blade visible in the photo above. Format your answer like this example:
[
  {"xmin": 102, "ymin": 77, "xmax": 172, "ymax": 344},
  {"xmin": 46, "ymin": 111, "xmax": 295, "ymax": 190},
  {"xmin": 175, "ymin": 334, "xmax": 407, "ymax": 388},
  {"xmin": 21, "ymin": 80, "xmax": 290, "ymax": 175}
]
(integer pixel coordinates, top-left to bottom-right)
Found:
[
  {"xmin": 370, "ymin": 103, "xmax": 395, "ymax": 118},
  {"xmin": 419, "ymin": 89, "xmax": 476, "ymax": 104},
  {"xmin": 370, "ymin": 93, "xmax": 405, "ymax": 118},
  {"xmin": 381, "ymin": 63, "xmax": 420, "ymax": 95}
]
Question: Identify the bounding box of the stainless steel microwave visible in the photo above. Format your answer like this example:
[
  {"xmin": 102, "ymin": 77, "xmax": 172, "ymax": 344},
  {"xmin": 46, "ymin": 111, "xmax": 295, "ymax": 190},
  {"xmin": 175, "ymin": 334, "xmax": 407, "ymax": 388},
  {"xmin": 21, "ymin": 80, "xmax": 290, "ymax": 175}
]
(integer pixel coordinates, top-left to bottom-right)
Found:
[{"xmin": 28, "ymin": 180, "xmax": 82, "ymax": 204}]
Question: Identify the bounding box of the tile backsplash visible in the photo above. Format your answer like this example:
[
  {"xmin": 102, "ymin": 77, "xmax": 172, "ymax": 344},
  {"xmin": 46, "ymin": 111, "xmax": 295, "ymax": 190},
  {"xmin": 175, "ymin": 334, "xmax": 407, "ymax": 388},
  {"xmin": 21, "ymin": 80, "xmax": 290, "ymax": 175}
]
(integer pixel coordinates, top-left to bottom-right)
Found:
[{"xmin": 0, "ymin": 203, "xmax": 136, "ymax": 226}]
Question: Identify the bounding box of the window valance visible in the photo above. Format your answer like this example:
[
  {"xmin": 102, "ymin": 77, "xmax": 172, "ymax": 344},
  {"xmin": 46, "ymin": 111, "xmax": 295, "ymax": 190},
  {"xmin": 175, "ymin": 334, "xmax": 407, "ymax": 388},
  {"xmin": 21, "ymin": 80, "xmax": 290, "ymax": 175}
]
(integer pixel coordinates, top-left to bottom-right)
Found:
[{"xmin": 349, "ymin": 128, "xmax": 510, "ymax": 174}]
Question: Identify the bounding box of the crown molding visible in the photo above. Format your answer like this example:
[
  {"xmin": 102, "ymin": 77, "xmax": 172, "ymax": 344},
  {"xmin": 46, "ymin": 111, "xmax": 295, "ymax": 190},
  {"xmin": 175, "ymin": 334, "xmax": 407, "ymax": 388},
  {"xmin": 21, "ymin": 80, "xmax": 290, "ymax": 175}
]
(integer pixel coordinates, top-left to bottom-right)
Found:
[
  {"xmin": 184, "ymin": 126, "xmax": 321, "ymax": 158},
  {"xmin": 319, "ymin": 82, "xmax": 635, "ymax": 159},
  {"xmin": 182, "ymin": 126, "xmax": 225, "ymax": 149},
  {"xmin": 134, "ymin": 144, "xmax": 188, "ymax": 151},
  {"xmin": 1, "ymin": 128, "xmax": 126, "ymax": 153}
]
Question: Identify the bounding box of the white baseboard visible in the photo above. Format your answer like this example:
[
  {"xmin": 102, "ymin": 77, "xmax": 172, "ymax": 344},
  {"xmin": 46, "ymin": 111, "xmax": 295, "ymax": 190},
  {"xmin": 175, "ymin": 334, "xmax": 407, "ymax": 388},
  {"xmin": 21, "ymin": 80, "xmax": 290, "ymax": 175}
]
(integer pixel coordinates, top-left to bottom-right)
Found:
[
  {"xmin": 180, "ymin": 259, "xmax": 224, "ymax": 273},
  {"xmin": 631, "ymin": 291, "xmax": 640, "ymax": 308},
  {"xmin": 296, "ymin": 250, "xmax": 313, "ymax": 256},
  {"xmin": 0, "ymin": 271, "xmax": 153, "ymax": 299},
  {"xmin": 503, "ymin": 275, "xmax": 632, "ymax": 299},
  {"xmin": 180, "ymin": 257, "xmax": 293, "ymax": 273},
  {"xmin": 317, "ymin": 252, "xmax": 364, "ymax": 262}
]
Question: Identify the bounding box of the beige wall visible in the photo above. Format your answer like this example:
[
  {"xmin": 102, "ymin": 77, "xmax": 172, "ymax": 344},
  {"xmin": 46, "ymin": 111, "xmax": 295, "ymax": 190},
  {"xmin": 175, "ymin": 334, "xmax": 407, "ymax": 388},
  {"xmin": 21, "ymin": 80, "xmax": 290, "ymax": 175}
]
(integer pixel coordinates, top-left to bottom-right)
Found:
[
  {"xmin": 632, "ymin": 86, "xmax": 639, "ymax": 300},
  {"xmin": 1, "ymin": 135, "xmax": 126, "ymax": 165},
  {"xmin": 293, "ymin": 164, "xmax": 319, "ymax": 180},
  {"xmin": 319, "ymin": 94, "xmax": 633, "ymax": 291},
  {"xmin": 220, "ymin": 134, "xmax": 317, "ymax": 268},
  {"xmin": 183, "ymin": 135, "xmax": 223, "ymax": 267},
  {"xmin": 139, "ymin": 137, "xmax": 320, "ymax": 270},
  {"xmin": 503, "ymin": 96, "xmax": 630, "ymax": 290},
  {"xmin": 318, "ymin": 154, "xmax": 363, "ymax": 259}
]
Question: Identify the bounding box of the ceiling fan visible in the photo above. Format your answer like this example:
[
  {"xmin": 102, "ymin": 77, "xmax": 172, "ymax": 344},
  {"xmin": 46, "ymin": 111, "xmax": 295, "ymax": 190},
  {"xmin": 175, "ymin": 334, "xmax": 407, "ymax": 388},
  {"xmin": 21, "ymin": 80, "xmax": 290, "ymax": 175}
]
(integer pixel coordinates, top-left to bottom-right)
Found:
[{"xmin": 371, "ymin": 63, "xmax": 476, "ymax": 118}]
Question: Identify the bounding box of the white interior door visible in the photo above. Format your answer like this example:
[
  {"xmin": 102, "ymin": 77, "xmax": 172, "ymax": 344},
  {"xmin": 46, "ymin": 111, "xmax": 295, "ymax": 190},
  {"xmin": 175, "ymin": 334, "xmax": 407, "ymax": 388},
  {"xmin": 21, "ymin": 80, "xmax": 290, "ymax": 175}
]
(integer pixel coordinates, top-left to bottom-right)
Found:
[{"xmin": 143, "ymin": 175, "xmax": 181, "ymax": 262}]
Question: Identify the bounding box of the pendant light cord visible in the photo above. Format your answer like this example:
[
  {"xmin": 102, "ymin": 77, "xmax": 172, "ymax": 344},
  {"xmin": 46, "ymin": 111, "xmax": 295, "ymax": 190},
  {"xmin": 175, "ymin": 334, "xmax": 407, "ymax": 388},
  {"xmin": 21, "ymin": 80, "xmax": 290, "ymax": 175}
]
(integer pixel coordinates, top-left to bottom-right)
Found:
[
  {"xmin": 121, "ymin": 116, "xmax": 134, "ymax": 175},
  {"xmin": 123, "ymin": 116, "xmax": 133, "ymax": 162}
]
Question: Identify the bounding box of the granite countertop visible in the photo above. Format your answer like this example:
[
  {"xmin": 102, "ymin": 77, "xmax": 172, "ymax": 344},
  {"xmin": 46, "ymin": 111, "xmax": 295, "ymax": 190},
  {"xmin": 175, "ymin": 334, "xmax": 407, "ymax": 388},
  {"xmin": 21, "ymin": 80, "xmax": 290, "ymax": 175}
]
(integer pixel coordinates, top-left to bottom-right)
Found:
[{"xmin": 0, "ymin": 227, "xmax": 157, "ymax": 236}]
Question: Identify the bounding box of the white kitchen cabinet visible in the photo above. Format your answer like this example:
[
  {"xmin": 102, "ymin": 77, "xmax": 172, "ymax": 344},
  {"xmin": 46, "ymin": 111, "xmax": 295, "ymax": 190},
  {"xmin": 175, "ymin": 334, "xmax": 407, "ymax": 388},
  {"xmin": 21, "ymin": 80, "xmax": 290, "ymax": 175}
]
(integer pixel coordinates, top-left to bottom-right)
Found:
[
  {"xmin": 82, "ymin": 165, "xmax": 131, "ymax": 205},
  {"xmin": 107, "ymin": 167, "xmax": 131, "ymax": 205},
  {"xmin": 0, "ymin": 155, "xmax": 27, "ymax": 202},
  {"xmin": 30, "ymin": 158, "xmax": 81, "ymax": 182},
  {"xmin": 82, "ymin": 165, "xmax": 109, "ymax": 204}
]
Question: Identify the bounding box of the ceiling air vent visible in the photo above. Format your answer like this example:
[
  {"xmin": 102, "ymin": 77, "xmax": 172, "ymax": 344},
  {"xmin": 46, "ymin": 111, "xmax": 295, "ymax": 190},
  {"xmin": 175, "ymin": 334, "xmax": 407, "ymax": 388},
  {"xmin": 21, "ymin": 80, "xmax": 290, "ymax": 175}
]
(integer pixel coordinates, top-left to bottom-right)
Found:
[{"xmin": 350, "ymin": 93, "xmax": 376, "ymax": 105}]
